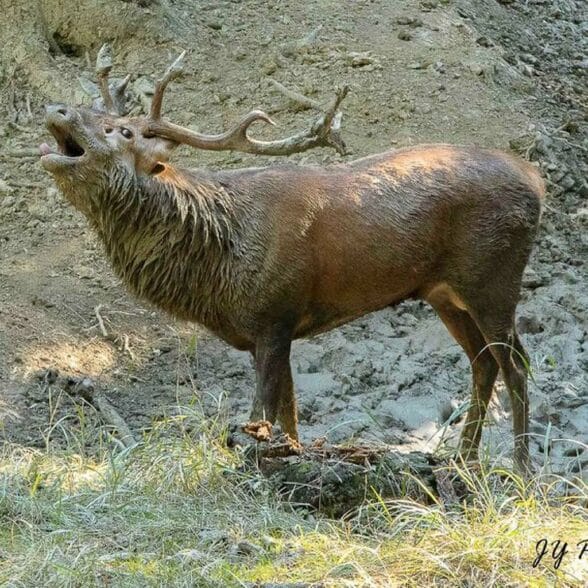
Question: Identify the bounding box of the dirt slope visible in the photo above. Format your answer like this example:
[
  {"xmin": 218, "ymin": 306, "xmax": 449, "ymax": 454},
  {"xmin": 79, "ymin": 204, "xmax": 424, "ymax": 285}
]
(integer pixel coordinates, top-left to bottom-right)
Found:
[{"xmin": 0, "ymin": 0, "xmax": 586, "ymax": 476}]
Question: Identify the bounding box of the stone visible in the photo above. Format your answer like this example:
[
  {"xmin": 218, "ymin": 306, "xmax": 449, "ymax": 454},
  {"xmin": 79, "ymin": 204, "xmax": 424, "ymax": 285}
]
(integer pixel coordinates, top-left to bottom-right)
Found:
[
  {"xmin": 476, "ymin": 36, "xmax": 494, "ymax": 47},
  {"xmin": 1, "ymin": 196, "xmax": 15, "ymax": 209},
  {"xmin": 517, "ymin": 313, "xmax": 544, "ymax": 334},
  {"xmin": 0, "ymin": 179, "xmax": 13, "ymax": 194},
  {"xmin": 347, "ymin": 51, "xmax": 380, "ymax": 69},
  {"xmin": 395, "ymin": 16, "xmax": 423, "ymax": 27}
]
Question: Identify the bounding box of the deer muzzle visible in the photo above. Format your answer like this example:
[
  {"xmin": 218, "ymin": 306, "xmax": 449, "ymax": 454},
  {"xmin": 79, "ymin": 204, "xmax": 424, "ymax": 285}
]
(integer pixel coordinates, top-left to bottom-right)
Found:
[{"xmin": 40, "ymin": 105, "xmax": 88, "ymax": 172}]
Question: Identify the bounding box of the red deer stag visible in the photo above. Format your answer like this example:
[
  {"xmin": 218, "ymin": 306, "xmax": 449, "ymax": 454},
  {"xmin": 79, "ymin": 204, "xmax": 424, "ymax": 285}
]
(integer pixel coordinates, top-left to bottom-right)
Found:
[{"xmin": 40, "ymin": 46, "xmax": 544, "ymax": 472}]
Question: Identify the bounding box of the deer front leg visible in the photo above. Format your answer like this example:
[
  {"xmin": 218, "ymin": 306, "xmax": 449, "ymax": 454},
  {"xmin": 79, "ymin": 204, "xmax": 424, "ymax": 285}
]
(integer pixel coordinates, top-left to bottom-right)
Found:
[{"xmin": 250, "ymin": 334, "xmax": 299, "ymax": 441}]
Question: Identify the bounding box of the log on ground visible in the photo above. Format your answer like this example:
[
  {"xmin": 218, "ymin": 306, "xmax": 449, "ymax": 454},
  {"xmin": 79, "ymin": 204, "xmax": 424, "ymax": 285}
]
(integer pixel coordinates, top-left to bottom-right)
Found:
[{"xmin": 233, "ymin": 422, "xmax": 447, "ymax": 517}]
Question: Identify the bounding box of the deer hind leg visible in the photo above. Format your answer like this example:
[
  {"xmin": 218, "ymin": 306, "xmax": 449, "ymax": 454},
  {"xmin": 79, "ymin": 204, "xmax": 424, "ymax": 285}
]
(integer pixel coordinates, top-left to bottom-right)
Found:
[
  {"xmin": 426, "ymin": 287, "xmax": 499, "ymax": 463},
  {"xmin": 251, "ymin": 334, "xmax": 299, "ymax": 441},
  {"xmin": 461, "ymin": 294, "xmax": 531, "ymax": 474}
]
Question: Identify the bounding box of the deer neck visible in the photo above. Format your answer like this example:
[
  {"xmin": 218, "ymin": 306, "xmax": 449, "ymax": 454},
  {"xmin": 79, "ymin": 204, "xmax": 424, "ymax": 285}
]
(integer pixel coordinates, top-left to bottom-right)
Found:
[{"xmin": 92, "ymin": 165, "xmax": 244, "ymax": 327}]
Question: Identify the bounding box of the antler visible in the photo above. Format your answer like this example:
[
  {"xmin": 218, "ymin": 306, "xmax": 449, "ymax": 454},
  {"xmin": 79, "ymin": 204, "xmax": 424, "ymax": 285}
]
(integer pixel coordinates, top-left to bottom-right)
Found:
[
  {"xmin": 142, "ymin": 53, "xmax": 350, "ymax": 156},
  {"xmin": 149, "ymin": 51, "xmax": 186, "ymax": 120},
  {"xmin": 95, "ymin": 44, "xmax": 131, "ymax": 116}
]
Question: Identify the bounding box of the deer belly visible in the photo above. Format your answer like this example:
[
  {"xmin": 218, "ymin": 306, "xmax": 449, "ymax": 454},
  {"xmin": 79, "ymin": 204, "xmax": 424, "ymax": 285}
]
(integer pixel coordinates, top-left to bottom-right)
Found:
[{"xmin": 294, "ymin": 270, "xmax": 421, "ymax": 339}]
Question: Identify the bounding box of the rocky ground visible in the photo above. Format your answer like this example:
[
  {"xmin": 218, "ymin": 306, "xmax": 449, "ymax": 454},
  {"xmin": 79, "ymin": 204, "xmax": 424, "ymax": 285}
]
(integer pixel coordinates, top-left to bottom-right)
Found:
[{"xmin": 0, "ymin": 0, "xmax": 586, "ymax": 477}]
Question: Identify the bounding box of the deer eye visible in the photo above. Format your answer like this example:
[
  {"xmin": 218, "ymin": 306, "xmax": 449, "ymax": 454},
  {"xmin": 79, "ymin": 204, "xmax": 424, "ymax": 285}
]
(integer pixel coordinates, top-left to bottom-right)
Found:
[{"xmin": 120, "ymin": 127, "xmax": 133, "ymax": 139}]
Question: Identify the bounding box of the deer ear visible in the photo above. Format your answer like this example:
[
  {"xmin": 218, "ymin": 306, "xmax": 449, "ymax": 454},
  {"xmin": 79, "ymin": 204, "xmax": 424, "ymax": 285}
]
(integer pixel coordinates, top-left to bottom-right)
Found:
[{"xmin": 150, "ymin": 162, "xmax": 166, "ymax": 175}]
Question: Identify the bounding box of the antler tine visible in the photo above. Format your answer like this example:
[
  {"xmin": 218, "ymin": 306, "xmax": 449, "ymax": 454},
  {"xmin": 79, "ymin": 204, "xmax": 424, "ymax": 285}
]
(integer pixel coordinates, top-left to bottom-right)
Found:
[
  {"xmin": 94, "ymin": 44, "xmax": 132, "ymax": 115},
  {"xmin": 142, "ymin": 108, "xmax": 276, "ymax": 146},
  {"xmin": 149, "ymin": 51, "xmax": 186, "ymax": 120},
  {"xmin": 311, "ymin": 85, "xmax": 350, "ymax": 155},
  {"xmin": 107, "ymin": 74, "xmax": 131, "ymax": 116},
  {"xmin": 317, "ymin": 86, "xmax": 349, "ymax": 133},
  {"xmin": 96, "ymin": 44, "xmax": 116, "ymax": 114},
  {"xmin": 230, "ymin": 110, "xmax": 276, "ymax": 138}
]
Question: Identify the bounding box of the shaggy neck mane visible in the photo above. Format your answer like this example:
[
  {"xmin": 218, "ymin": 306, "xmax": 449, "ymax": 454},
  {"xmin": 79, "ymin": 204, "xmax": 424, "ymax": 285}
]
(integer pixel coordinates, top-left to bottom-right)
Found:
[{"xmin": 92, "ymin": 164, "xmax": 242, "ymax": 327}]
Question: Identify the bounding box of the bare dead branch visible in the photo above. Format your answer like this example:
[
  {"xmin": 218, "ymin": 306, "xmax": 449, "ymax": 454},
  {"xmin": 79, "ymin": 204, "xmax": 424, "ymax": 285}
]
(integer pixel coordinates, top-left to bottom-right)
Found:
[
  {"xmin": 122, "ymin": 333, "xmax": 136, "ymax": 361},
  {"xmin": 76, "ymin": 381, "xmax": 137, "ymax": 448},
  {"xmin": 94, "ymin": 304, "xmax": 109, "ymax": 337},
  {"xmin": 268, "ymin": 79, "xmax": 320, "ymax": 110},
  {"xmin": 0, "ymin": 148, "xmax": 40, "ymax": 158},
  {"xmin": 92, "ymin": 392, "xmax": 136, "ymax": 448},
  {"xmin": 5, "ymin": 180, "xmax": 45, "ymax": 189}
]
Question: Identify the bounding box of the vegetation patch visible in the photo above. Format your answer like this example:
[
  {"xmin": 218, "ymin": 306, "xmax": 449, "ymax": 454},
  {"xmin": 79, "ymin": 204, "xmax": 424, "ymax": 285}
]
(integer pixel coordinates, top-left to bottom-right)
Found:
[{"xmin": 1, "ymin": 412, "xmax": 586, "ymax": 587}]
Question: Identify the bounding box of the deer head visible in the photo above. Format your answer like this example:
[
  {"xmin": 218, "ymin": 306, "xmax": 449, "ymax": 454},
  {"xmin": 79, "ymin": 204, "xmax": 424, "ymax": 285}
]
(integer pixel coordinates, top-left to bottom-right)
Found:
[{"xmin": 40, "ymin": 45, "xmax": 349, "ymax": 217}]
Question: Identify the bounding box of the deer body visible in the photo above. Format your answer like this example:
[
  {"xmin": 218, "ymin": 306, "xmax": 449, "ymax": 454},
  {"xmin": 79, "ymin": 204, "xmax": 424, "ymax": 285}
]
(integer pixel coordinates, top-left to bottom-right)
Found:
[
  {"xmin": 40, "ymin": 51, "xmax": 544, "ymax": 472},
  {"xmin": 91, "ymin": 145, "xmax": 541, "ymax": 348}
]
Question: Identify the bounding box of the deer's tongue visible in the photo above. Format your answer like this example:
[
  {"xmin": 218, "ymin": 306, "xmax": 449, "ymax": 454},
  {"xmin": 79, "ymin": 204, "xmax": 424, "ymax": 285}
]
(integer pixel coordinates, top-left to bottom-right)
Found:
[{"xmin": 39, "ymin": 142, "xmax": 54, "ymax": 156}]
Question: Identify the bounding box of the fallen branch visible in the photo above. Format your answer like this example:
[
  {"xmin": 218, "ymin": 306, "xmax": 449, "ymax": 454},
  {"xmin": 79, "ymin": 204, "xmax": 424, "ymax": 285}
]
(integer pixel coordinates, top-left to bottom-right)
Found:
[
  {"xmin": 91, "ymin": 393, "xmax": 136, "ymax": 448},
  {"xmin": 122, "ymin": 334, "xmax": 135, "ymax": 360},
  {"xmin": 94, "ymin": 304, "xmax": 109, "ymax": 337},
  {"xmin": 268, "ymin": 79, "xmax": 320, "ymax": 110},
  {"xmin": 74, "ymin": 378, "xmax": 137, "ymax": 448},
  {"xmin": 7, "ymin": 180, "xmax": 45, "ymax": 189},
  {"xmin": 7, "ymin": 121, "xmax": 33, "ymax": 133},
  {"xmin": 0, "ymin": 148, "xmax": 40, "ymax": 158}
]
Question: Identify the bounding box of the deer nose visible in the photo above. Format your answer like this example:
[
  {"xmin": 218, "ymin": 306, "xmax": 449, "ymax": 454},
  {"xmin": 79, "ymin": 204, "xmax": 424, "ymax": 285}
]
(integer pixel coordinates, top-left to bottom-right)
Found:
[{"xmin": 45, "ymin": 104, "xmax": 70, "ymax": 119}]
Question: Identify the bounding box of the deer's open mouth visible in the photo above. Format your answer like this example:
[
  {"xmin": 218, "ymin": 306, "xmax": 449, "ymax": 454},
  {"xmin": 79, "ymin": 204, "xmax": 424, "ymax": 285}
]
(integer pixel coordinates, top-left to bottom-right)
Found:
[{"xmin": 40, "ymin": 122, "xmax": 86, "ymax": 161}]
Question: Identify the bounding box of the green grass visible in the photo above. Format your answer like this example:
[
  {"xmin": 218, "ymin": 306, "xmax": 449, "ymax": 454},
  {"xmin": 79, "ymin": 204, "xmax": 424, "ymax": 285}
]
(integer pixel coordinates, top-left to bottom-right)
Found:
[{"xmin": 1, "ymin": 409, "xmax": 587, "ymax": 587}]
